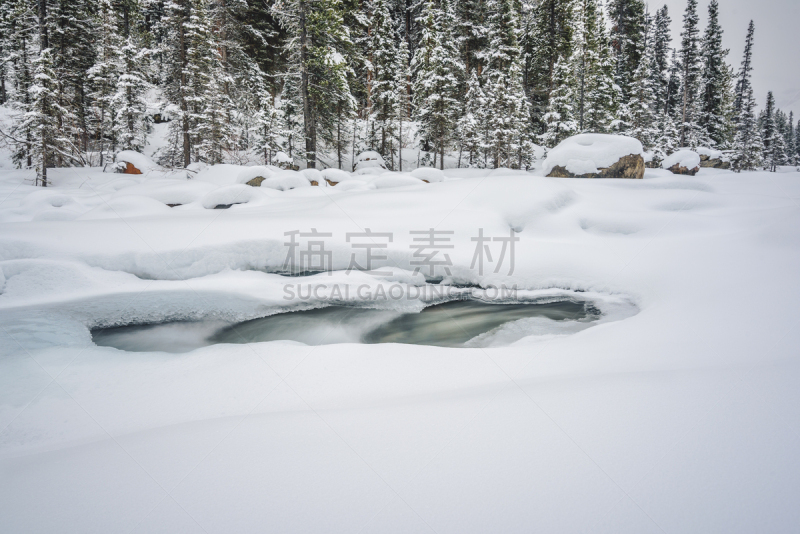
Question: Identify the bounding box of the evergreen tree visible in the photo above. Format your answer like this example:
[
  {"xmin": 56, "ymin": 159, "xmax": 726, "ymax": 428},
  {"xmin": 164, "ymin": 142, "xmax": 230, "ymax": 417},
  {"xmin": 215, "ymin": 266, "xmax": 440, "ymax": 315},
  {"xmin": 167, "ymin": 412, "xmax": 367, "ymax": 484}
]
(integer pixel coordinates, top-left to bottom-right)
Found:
[
  {"xmin": 761, "ymin": 91, "xmax": 786, "ymax": 171},
  {"xmin": 5, "ymin": 0, "xmax": 38, "ymax": 169},
  {"xmin": 368, "ymin": 0, "xmax": 401, "ymax": 163},
  {"xmin": 113, "ymin": 36, "xmax": 151, "ymax": 154},
  {"xmin": 624, "ymin": 52, "xmax": 658, "ymax": 150},
  {"xmin": 87, "ymin": 0, "xmax": 121, "ymax": 166},
  {"xmin": 607, "ymin": 0, "xmax": 646, "ymax": 100},
  {"xmin": 526, "ymin": 0, "xmax": 574, "ymax": 132},
  {"xmin": 678, "ymin": 0, "xmax": 702, "ymax": 147},
  {"xmin": 649, "ymin": 5, "xmax": 671, "ymax": 115},
  {"xmin": 733, "ymin": 21, "xmax": 754, "ymax": 119},
  {"xmin": 699, "ymin": 0, "xmax": 733, "ymax": 148},
  {"xmin": 412, "ymin": 0, "xmax": 463, "ymax": 169},
  {"xmin": 731, "ymin": 82, "xmax": 762, "ymax": 171},
  {"xmin": 481, "ymin": 0, "xmax": 532, "ymax": 167},
  {"xmin": 457, "ymin": 70, "xmax": 484, "ymax": 168},
  {"xmin": 252, "ymin": 72, "xmax": 282, "ymax": 165},
  {"xmin": 541, "ymin": 55, "xmax": 577, "ymax": 146},
  {"xmin": 273, "ymin": 0, "xmax": 353, "ymax": 168},
  {"xmin": 787, "ymin": 112, "xmax": 798, "ymax": 166}
]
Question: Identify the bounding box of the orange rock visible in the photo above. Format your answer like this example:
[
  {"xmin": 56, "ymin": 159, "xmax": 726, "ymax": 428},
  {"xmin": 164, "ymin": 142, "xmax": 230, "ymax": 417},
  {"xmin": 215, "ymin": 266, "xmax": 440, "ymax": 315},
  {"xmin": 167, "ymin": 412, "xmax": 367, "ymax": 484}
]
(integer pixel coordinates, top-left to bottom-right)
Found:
[{"xmin": 124, "ymin": 162, "xmax": 142, "ymax": 175}]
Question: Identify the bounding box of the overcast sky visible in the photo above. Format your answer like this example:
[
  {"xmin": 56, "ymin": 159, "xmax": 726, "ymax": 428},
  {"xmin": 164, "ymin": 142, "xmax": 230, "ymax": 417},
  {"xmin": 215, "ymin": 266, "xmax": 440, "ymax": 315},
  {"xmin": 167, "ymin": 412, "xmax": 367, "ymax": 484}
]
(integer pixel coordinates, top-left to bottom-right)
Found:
[{"xmin": 657, "ymin": 0, "xmax": 800, "ymax": 114}]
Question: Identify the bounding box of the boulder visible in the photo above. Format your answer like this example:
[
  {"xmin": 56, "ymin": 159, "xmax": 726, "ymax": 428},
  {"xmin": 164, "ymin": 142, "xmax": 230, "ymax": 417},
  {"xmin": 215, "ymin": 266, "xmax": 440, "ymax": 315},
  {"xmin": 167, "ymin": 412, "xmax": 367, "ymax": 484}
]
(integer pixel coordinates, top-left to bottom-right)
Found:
[
  {"xmin": 662, "ymin": 149, "xmax": 701, "ymax": 176},
  {"xmin": 122, "ymin": 161, "xmax": 142, "ymax": 175},
  {"xmin": 699, "ymin": 155, "xmax": 731, "ymax": 169},
  {"xmin": 543, "ymin": 134, "xmax": 645, "ymax": 179},
  {"xmin": 547, "ymin": 154, "xmax": 645, "ymax": 179},
  {"xmin": 245, "ymin": 176, "xmax": 267, "ymax": 187}
]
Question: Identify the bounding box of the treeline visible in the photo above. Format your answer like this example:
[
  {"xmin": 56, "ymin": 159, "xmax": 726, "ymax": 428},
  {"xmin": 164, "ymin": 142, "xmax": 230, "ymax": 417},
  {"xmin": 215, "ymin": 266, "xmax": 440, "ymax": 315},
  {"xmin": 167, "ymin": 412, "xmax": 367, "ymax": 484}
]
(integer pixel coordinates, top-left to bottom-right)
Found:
[{"xmin": 0, "ymin": 0, "xmax": 797, "ymax": 185}]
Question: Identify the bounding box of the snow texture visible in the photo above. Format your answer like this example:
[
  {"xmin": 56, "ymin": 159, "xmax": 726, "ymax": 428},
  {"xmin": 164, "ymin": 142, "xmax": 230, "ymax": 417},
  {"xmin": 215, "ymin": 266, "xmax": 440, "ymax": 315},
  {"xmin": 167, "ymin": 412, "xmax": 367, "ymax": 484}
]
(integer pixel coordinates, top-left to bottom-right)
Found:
[
  {"xmin": 114, "ymin": 150, "xmax": 158, "ymax": 172},
  {"xmin": 411, "ymin": 167, "xmax": 446, "ymax": 182}
]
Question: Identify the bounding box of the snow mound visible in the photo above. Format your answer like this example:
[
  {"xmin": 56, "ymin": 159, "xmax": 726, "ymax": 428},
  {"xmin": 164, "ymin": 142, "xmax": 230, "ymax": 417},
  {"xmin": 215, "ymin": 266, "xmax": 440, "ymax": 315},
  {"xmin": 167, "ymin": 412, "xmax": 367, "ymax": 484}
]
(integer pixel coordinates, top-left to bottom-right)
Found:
[
  {"xmin": 543, "ymin": 134, "xmax": 643, "ymax": 175},
  {"xmin": 354, "ymin": 150, "xmax": 386, "ymax": 171},
  {"xmin": 371, "ymin": 173, "xmax": 425, "ymax": 189},
  {"xmin": 696, "ymin": 147, "xmax": 723, "ymax": 159},
  {"xmin": 321, "ymin": 168, "xmax": 359, "ymax": 184},
  {"xmin": 272, "ymin": 151, "xmax": 292, "ymax": 164},
  {"xmin": 200, "ymin": 184, "xmax": 262, "ymax": 208},
  {"xmin": 115, "ymin": 151, "xmax": 158, "ymax": 173},
  {"xmin": 237, "ymin": 166, "xmax": 274, "ymax": 185},
  {"xmin": 411, "ymin": 167, "xmax": 445, "ymax": 183},
  {"xmin": 262, "ymin": 171, "xmax": 312, "ymax": 191},
  {"xmin": 301, "ymin": 168, "xmax": 324, "ymax": 185},
  {"xmin": 354, "ymin": 167, "xmax": 385, "ymax": 176},
  {"xmin": 334, "ymin": 180, "xmax": 375, "ymax": 191},
  {"xmin": 662, "ymin": 149, "xmax": 701, "ymax": 170}
]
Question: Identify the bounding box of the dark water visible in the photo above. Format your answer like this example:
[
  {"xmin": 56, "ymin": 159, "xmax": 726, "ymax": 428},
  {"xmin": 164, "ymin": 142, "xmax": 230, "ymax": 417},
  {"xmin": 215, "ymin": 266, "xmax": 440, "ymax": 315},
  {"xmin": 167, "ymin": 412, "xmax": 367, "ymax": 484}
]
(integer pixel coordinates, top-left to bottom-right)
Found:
[{"xmin": 92, "ymin": 299, "xmax": 598, "ymax": 353}]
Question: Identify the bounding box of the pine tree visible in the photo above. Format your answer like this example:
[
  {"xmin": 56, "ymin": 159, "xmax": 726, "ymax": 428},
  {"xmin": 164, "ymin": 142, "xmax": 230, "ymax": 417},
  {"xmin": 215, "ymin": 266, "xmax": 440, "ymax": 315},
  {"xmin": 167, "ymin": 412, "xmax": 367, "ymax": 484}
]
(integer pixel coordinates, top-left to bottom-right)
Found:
[
  {"xmin": 395, "ymin": 36, "xmax": 411, "ymax": 171},
  {"xmin": 624, "ymin": 53, "xmax": 658, "ymax": 150},
  {"xmin": 787, "ymin": 112, "xmax": 798, "ymax": 166},
  {"xmin": 733, "ymin": 21, "xmax": 754, "ymax": 119},
  {"xmin": 368, "ymin": 0, "xmax": 401, "ymax": 163},
  {"xmin": 607, "ymin": 0, "xmax": 646, "ymax": 101},
  {"xmin": 541, "ymin": 55, "xmax": 577, "ymax": 146},
  {"xmin": 273, "ymin": 0, "xmax": 353, "ymax": 168},
  {"xmin": 252, "ymin": 72, "xmax": 282, "ymax": 165},
  {"xmin": 412, "ymin": 0, "xmax": 463, "ymax": 169},
  {"xmin": 5, "ymin": 0, "xmax": 38, "ymax": 169},
  {"xmin": 526, "ymin": 0, "xmax": 575, "ymax": 132},
  {"xmin": 698, "ymin": 0, "xmax": 733, "ymax": 148},
  {"xmin": 86, "ymin": 0, "xmax": 120, "ymax": 166},
  {"xmin": 678, "ymin": 0, "xmax": 702, "ymax": 147},
  {"xmin": 761, "ymin": 91, "xmax": 787, "ymax": 171},
  {"xmin": 481, "ymin": 0, "xmax": 532, "ymax": 167},
  {"xmin": 649, "ymin": 5, "xmax": 671, "ymax": 115},
  {"xmin": 113, "ymin": 36, "xmax": 151, "ymax": 154},
  {"xmin": 731, "ymin": 82, "xmax": 762, "ymax": 171},
  {"xmin": 457, "ymin": 70, "xmax": 484, "ymax": 167}
]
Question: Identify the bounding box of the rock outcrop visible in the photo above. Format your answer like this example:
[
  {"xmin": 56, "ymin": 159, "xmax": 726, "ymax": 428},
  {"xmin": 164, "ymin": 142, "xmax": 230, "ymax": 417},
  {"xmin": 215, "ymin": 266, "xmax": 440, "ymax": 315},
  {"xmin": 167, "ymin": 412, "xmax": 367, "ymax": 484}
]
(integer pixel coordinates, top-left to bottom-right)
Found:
[
  {"xmin": 245, "ymin": 176, "xmax": 267, "ymax": 187},
  {"xmin": 547, "ymin": 154, "xmax": 645, "ymax": 179}
]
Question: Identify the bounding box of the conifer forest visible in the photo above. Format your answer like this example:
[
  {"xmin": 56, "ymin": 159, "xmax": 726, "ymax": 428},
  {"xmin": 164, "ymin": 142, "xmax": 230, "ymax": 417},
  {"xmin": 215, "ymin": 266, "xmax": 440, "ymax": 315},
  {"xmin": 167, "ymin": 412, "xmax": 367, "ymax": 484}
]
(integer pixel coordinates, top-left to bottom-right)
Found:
[{"xmin": 0, "ymin": 0, "xmax": 797, "ymax": 183}]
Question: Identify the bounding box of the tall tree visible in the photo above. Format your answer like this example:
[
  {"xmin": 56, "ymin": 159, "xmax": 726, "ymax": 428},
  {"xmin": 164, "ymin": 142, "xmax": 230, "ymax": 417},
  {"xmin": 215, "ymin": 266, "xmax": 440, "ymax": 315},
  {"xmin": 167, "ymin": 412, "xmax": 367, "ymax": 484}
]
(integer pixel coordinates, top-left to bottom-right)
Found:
[
  {"xmin": 607, "ymin": 0, "xmax": 646, "ymax": 100},
  {"xmin": 761, "ymin": 91, "xmax": 786, "ymax": 171},
  {"xmin": 678, "ymin": 0, "xmax": 702, "ymax": 147},
  {"xmin": 649, "ymin": 5, "xmax": 671, "ymax": 115},
  {"xmin": 412, "ymin": 0, "xmax": 463, "ymax": 169},
  {"xmin": 699, "ymin": 0, "xmax": 733, "ymax": 148}
]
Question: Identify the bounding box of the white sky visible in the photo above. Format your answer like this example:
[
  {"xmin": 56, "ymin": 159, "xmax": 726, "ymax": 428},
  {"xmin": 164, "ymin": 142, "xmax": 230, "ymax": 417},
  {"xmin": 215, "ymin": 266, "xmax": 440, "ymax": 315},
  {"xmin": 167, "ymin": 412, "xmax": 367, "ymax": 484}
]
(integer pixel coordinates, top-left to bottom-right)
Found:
[{"xmin": 656, "ymin": 0, "xmax": 800, "ymax": 114}]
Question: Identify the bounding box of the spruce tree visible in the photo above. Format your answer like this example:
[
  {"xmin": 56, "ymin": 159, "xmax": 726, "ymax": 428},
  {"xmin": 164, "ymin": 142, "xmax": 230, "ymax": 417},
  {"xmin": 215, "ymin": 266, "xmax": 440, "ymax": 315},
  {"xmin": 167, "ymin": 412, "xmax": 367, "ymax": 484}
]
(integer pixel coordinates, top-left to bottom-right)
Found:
[
  {"xmin": 368, "ymin": 0, "xmax": 401, "ymax": 163},
  {"xmin": 541, "ymin": 55, "xmax": 577, "ymax": 147},
  {"xmin": 113, "ymin": 36, "xmax": 150, "ymax": 154},
  {"xmin": 649, "ymin": 5, "xmax": 671, "ymax": 115},
  {"xmin": 731, "ymin": 82, "xmax": 762, "ymax": 171},
  {"xmin": 787, "ymin": 112, "xmax": 798, "ymax": 166},
  {"xmin": 457, "ymin": 70, "xmax": 484, "ymax": 168},
  {"xmin": 678, "ymin": 0, "xmax": 702, "ymax": 147},
  {"xmin": 607, "ymin": 0, "xmax": 646, "ymax": 101},
  {"xmin": 87, "ymin": 0, "xmax": 121, "ymax": 166},
  {"xmin": 761, "ymin": 91, "xmax": 787, "ymax": 171},
  {"xmin": 481, "ymin": 0, "xmax": 532, "ymax": 167},
  {"xmin": 699, "ymin": 0, "xmax": 733, "ymax": 148},
  {"xmin": 412, "ymin": 0, "xmax": 463, "ymax": 169},
  {"xmin": 5, "ymin": 0, "xmax": 38, "ymax": 169}
]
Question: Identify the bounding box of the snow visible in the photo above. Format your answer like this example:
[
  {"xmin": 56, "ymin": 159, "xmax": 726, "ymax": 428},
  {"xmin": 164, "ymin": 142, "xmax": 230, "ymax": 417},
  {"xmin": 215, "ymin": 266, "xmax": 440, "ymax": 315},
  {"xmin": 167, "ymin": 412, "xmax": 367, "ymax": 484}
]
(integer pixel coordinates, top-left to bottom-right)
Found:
[
  {"xmin": 272, "ymin": 151, "xmax": 293, "ymax": 165},
  {"xmin": 354, "ymin": 150, "xmax": 387, "ymax": 171},
  {"xmin": 542, "ymin": 134, "xmax": 644, "ymax": 175},
  {"xmin": 321, "ymin": 168, "xmax": 359, "ymax": 184},
  {"xmin": 695, "ymin": 146, "xmax": 723, "ymax": 159},
  {"xmin": 410, "ymin": 167, "xmax": 446, "ymax": 182},
  {"xmin": 1, "ymin": 162, "xmax": 800, "ymax": 533},
  {"xmin": 662, "ymin": 149, "xmax": 701, "ymax": 170},
  {"xmin": 260, "ymin": 170, "xmax": 311, "ymax": 191},
  {"xmin": 114, "ymin": 150, "xmax": 158, "ymax": 173},
  {"xmin": 236, "ymin": 165, "xmax": 274, "ymax": 184},
  {"xmin": 371, "ymin": 172, "xmax": 425, "ymax": 189}
]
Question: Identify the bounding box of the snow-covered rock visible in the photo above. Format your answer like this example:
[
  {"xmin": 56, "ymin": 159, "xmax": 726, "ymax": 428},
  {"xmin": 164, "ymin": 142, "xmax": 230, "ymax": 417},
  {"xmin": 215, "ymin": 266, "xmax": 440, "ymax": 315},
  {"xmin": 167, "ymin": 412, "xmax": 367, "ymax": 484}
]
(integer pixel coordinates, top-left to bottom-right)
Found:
[
  {"xmin": 543, "ymin": 134, "xmax": 644, "ymax": 179},
  {"xmin": 411, "ymin": 167, "xmax": 445, "ymax": 183},
  {"xmin": 696, "ymin": 147, "xmax": 731, "ymax": 169},
  {"xmin": 272, "ymin": 151, "xmax": 296, "ymax": 170},
  {"xmin": 114, "ymin": 151, "xmax": 158, "ymax": 175},
  {"xmin": 262, "ymin": 170, "xmax": 312, "ymax": 191},
  {"xmin": 663, "ymin": 149, "xmax": 701, "ymax": 176},
  {"xmin": 300, "ymin": 168, "xmax": 324, "ymax": 186},
  {"xmin": 353, "ymin": 150, "xmax": 387, "ymax": 172},
  {"xmin": 237, "ymin": 166, "xmax": 274, "ymax": 187},
  {"xmin": 200, "ymin": 184, "xmax": 263, "ymax": 209}
]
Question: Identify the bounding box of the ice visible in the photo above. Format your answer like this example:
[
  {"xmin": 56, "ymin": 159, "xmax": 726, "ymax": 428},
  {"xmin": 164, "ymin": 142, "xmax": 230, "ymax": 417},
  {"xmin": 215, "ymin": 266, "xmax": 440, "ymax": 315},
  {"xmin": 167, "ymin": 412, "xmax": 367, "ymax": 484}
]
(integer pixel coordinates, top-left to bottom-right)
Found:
[
  {"xmin": 542, "ymin": 133, "xmax": 644, "ymax": 175},
  {"xmin": 662, "ymin": 149, "xmax": 701, "ymax": 170}
]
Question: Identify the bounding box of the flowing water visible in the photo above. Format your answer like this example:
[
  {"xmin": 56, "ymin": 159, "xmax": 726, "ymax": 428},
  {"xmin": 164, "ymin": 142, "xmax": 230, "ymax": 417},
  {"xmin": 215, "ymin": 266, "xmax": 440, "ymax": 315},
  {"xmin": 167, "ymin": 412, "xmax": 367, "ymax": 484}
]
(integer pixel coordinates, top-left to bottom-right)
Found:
[{"xmin": 92, "ymin": 299, "xmax": 600, "ymax": 353}]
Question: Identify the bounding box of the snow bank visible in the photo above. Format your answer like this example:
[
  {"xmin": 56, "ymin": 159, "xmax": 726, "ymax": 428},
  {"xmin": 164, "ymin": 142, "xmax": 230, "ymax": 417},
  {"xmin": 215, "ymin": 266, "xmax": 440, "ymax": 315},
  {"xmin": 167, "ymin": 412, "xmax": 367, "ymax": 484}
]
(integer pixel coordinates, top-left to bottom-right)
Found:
[
  {"xmin": 410, "ymin": 167, "xmax": 445, "ymax": 183},
  {"xmin": 321, "ymin": 168, "xmax": 361, "ymax": 184},
  {"xmin": 301, "ymin": 168, "xmax": 324, "ymax": 185},
  {"xmin": 662, "ymin": 149, "xmax": 701, "ymax": 170},
  {"xmin": 272, "ymin": 151, "xmax": 293, "ymax": 165},
  {"xmin": 114, "ymin": 150, "xmax": 158, "ymax": 173},
  {"xmin": 696, "ymin": 147, "xmax": 723, "ymax": 159},
  {"xmin": 542, "ymin": 134, "xmax": 643, "ymax": 175}
]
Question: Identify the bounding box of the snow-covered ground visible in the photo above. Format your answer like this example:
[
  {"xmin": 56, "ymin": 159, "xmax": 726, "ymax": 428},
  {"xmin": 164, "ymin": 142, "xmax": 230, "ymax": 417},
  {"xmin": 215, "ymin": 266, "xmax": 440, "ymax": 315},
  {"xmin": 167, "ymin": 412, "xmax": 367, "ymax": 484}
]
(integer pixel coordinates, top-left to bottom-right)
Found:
[{"xmin": 1, "ymin": 162, "xmax": 799, "ymax": 532}]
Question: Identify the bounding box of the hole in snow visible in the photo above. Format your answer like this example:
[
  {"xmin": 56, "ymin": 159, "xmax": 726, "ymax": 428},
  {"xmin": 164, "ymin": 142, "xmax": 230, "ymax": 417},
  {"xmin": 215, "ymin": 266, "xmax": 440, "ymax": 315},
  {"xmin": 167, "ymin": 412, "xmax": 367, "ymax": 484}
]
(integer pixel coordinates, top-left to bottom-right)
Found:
[{"xmin": 92, "ymin": 298, "xmax": 604, "ymax": 353}]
